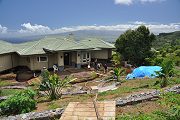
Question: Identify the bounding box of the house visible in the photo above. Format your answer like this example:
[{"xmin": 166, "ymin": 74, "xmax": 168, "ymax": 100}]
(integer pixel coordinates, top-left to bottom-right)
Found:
[{"xmin": 0, "ymin": 36, "xmax": 114, "ymax": 72}]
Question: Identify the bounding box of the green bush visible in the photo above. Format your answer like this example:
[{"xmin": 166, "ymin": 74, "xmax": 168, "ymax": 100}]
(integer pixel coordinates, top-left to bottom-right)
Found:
[
  {"xmin": 156, "ymin": 58, "xmax": 175, "ymax": 88},
  {"xmin": 0, "ymin": 89, "xmax": 36, "ymax": 116},
  {"xmin": 154, "ymin": 92, "xmax": 180, "ymax": 120},
  {"xmin": 154, "ymin": 106, "xmax": 180, "ymax": 120}
]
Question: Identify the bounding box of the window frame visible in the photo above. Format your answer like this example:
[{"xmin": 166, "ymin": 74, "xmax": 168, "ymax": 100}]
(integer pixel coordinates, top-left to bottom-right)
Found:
[
  {"xmin": 82, "ymin": 52, "xmax": 90, "ymax": 63},
  {"xmin": 37, "ymin": 56, "xmax": 48, "ymax": 62}
]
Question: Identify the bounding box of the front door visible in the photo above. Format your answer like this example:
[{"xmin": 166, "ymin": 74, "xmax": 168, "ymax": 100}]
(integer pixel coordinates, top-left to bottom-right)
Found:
[{"xmin": 64, "ymin": 53, "xmax": 70, "ymax": 65}]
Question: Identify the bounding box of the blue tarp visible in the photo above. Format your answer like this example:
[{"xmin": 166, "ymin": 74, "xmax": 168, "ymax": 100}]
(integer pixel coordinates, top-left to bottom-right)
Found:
[{"xmin": 126, "ymin": 66, "xmax": 162, "ymax": 80}]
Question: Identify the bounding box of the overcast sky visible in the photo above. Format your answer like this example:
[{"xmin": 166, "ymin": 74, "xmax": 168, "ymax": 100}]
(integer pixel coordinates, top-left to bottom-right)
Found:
[{"xmin": 0, "ymin": 0, "xmax": 180, "ymax": 37}]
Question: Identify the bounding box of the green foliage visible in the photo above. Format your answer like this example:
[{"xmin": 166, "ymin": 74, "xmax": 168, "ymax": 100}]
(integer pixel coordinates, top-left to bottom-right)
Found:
[
  {"xmin": 154, "ymin": 92, "xmax": 180, "ymax": 120},
  {"xmin": 117, "ymin": 111, "xmax": 166, "ymax": 120},
  {"xmin": 156, "ymin": 59, "xmax": 175, "ymax": 88},
  {"xmin": 117, "ymin": 93, "xmax": 180, "ymax": 120},
  {"xmin": 112, "ymin": 52, "xmax": 121, "ymax": 66},
  {"xmin": 115, "ymin": 25, "xmax": 155, "ymax": 66},
  {"xmin": 154, "ymin": 106, "xmax": 180, "ymax": 120},
  {"xmin": 0, "ymin": 89, "xmax": 24, "ymax": 97},
  {"xmin": 0, "ymin": 89, "xmax": 36, "ymax": 116},
  {"xmin": 114, "ymin": 68, "xmax": 125, "ymax": 82},
  {"xmin": 153, "ymin": 31, "xmax": 180, "ymax": 48},
  {"xmin": 40, "ymin": 70, "xmax": 72, "ymax": 100},
  {"xmin": 158, "ymin": 92, "xmax": 180, "ymax": 107},
  {"xmin": 0, "ymin": 89, "xmax": 1, "ymax": 96},
  {"xmin": 90, "ymin": 71, "xmax": 98, "ymax": 79},
  {"xmin": 0, "ymin": 80, "xmax": 14, "ymax": 87}
]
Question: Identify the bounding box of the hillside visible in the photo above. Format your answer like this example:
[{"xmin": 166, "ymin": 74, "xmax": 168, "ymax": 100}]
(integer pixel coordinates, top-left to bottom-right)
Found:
[
  {"xmin": 1, "ymin": 30, "xmax": 180, "ymax": 47},
  {"xmin": 153, "ymin": 31, "xmax": 180, "ymax": 48},
  {"xmin": 0, "ymin": 30, "xmax": 121, "ymax": 43}
]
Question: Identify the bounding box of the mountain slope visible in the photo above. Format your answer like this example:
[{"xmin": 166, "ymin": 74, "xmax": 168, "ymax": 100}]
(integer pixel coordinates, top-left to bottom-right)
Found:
[{"xmin": 153, "ymin": 31, "xmax": 180, "ymax": 48}]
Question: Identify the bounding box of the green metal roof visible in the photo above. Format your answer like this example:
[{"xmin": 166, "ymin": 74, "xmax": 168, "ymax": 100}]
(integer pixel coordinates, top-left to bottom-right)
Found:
[
  {"xmin": 79, "ymin": 38, "xmax": 115, "ymax": 49},
  {"xmin": 0, "ymin": 40, "xmax": 15, "ymax": 54},
  {"xmin": 0, "ymin": 37, "xmax": 114, "ymax": 55}
]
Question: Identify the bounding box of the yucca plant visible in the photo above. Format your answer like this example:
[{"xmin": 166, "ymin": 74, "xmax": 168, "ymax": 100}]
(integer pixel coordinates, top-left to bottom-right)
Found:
[{"xmin": 40, "ymin": 70, "xmax": 72, "ymax": 100}]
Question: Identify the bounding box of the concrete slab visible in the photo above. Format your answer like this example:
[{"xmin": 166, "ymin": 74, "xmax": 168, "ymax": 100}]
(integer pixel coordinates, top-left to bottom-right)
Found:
[{"xmin": 60, "ymin": 101, "xmax": 115, "ymax": 120}]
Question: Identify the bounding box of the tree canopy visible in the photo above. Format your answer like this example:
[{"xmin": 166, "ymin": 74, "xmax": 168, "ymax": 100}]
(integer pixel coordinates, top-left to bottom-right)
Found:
[{"xmin": 115, "ymin": 25, "xmax": 156, "ymax": 66}]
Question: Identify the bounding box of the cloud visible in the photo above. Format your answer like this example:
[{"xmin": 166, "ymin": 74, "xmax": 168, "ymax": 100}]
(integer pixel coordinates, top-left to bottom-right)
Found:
[
  {"xmin": 114, "ymin": 0, "xmax": 165, "ymax": 5},
  {"xmin": 19, "ymin": 23, "xmax": 53, "ymax": 34},
  {"xmin": 114, "ymin": 0, "xmax": 133, "ymax": 5},
  {"xmin": 0, "ymin": 22, "xmax": 180, "ymax": 37},
  {"xmin": 132, "ymin": 21, "xmax": 146, "ymax": 25},
  {"xmin": 0, "ymin": 24, "xmax": 7, "ymax": 34},
  {"xmin": 17, "ymin": 22, "xmax": 180, "ymax": 35}
]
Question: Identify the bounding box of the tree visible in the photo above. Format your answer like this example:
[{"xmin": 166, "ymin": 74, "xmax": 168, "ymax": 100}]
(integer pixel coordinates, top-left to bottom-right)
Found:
[
  {"xmin": 115, "ymin": 25, "xmax": 155, "ymax": 66},
  {"xmin": 39, "ymin": 70, "xmax": 72, "ymax": 100}
]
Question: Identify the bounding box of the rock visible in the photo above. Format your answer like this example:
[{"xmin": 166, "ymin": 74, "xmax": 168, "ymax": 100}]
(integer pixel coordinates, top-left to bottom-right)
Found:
[
  {"xmin": 0, "ymin": 96, "xmax": 10, "ymax": 101},
  {"xmin": 1, "ymin": 108, "xmax": 64, "ymax": 120},
  {"xmin": 116, "ymin": 85, "xmax": 180, "ymax": 107},
  {"xmin": 1, "ymin": 86, "xmax": 27, "ymax": 89}
]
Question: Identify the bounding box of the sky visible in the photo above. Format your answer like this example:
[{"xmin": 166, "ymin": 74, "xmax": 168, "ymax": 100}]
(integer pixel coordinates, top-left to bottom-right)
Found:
[{"xmin": 0, "ymin": 0, "xmax": 180, "ymax": 37}]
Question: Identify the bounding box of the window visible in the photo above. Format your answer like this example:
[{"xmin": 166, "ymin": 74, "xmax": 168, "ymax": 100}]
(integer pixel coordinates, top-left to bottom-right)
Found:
[
  {"xmin": 82, "ymin": 52, "xmax": 90, "ymax": 63},
  {"xmin": 37, "ymin": 56, "xmax": 48, "ymax": 62}
]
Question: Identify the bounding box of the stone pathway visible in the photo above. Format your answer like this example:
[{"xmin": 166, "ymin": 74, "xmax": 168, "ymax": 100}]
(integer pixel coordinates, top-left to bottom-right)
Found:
[
  {"xmin": 0, "ymin": 86, "xmax": 27, "ymax": 89},
  {"xmin": 60, "ymin": 101, "xmax": 115, "ymax": 120},
  {"xmin": 98, "ymin": 83, "xmax": 118, "ymax": 92}
]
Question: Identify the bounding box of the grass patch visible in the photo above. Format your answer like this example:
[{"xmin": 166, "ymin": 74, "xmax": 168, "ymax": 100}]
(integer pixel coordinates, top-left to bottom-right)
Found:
[
  {"xmin": 48, "ymin": 101, "xmax": 59, "ymax": 110},
  {"xmin": 116, "ymin": 91, "xmax": 180, "ymax": 120},
  {"xmin": 0, "ymin": 80, "xmax": 14, "ymax": 87},
  {"xmin": 0, "ymin": 89, "xmax": 24, "ymax": 96},
  {"xmin": 35, "ymin": 77, "xmax": 179, "ymax": 112}
]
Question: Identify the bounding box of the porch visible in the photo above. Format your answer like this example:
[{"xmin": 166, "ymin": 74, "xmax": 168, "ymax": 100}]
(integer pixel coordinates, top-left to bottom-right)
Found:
[{"xmin": 57, "ymin": 51, "xmax": 91, "ymax": 71}]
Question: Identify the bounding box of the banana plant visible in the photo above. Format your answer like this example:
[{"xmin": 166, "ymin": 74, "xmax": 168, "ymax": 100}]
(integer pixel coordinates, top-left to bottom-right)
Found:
[{"xmin": 156, "ymin": 59, "xmax": 174, "ymax": 88}]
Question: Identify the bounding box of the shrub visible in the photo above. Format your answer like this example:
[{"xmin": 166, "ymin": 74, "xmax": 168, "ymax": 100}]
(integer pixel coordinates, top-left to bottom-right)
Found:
[
  {"xmin": 114, "ymin": 68, "xmax": 121, "ymax": 82},
  {"xmin": 156, "ymin": 59, "xmax": 175, "ymax": 88},
  {"xmin": 154, "ymin": 106, "xmax": 180, "ymax": 120},
  {"xmin": 0, "ymin": 89, "xmax": 36, "ymax": 116},
  {"xmin": 114, "ymin": 68, "xmax": 125, "ymax": 82},
  {"xmin": 154, "ymin": 92, "xmax": 180, "ymax": 120},
  {"xmin": 112, "ymin": 53, "xmax": 122, "ymax": 67},
  {"xmin": 39, "ymin": 70, "xmax": 72, "ymax": 100}
]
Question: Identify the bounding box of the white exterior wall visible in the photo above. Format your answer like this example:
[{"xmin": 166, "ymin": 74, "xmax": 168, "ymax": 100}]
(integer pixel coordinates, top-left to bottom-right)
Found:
[
  {"xmin": 19, "ymin": 56, "xmax": 31, "ymax": 68},
  {"xmin": 91, "ymin": 49, "xmax": 109, "ymax": 59},
  {"xmin": 57, "ymin": 52, "xmax": 64, "ymax": 66},
  {"xmin": 0, "ymin": 54, "xmax": 12, "ymax": 71},
  {"xmin": 29, "ymin": 55, "xmax": 48, "ymax": 70},
  {"xmin": 77, "ymin": 51, "xmax": 81, "ymax": 64},
  {"xmin": 0, "ymin": 53, "xmax": 19, "ymax": 72},
  {"xmin": 48, "ymin": 54, "xmax": 58, "ymax": 68}
]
